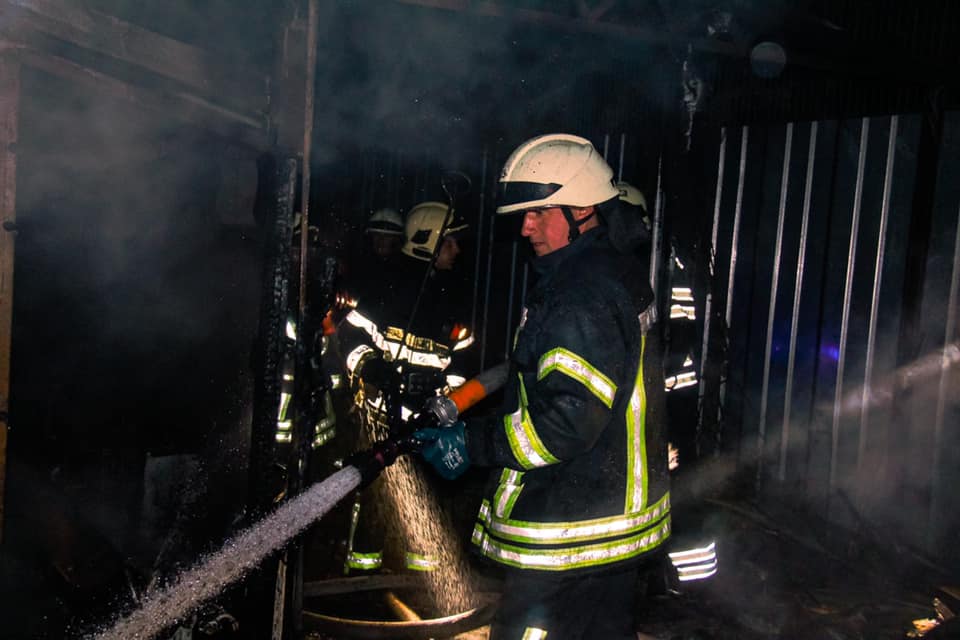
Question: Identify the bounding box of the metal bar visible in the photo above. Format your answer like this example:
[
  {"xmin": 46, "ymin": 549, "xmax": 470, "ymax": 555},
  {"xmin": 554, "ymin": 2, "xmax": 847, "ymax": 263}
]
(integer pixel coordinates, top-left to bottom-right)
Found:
[
  {"xmin": 830, "ymin": 117, "xmax": 870, "ymax": 491},
  {"xmin": 0, "ymin": 56, "xmax": 20, "ymax": 542},
  {"xmin": 520, "ymin": 261, "xmax": 530, "ymax": 306},
  {"xmin": 649, "ymin": 154, "xmax": 664, "ymax": 298},
  {"xmin": 617, "ymin": 133, "xmax": 626, "ymax": 182},
  {"xmin": 781, "ymin": 121, "xmax": 818, "ymax": 481},
  {"xmin": 858, "ymin": 115, "xmax": 898, "ymax": 474},
  {"xmin": 929, "ymin": 200, "xmax": 960, "ymax": 553},
  {"xmin": 602, "ymin": 133, "xmax": 610, "ymax": 160},
  {"xmin": 696, "ymin": 126, "xmax": 727, "ymax": 457},
  {"xmin": 719, "ymin": 126, "xmax": 749, "ymax": 418},
  {"xmin": 505, "ymin": 237, "xmax": 519, "ymax": 360},
  {"xmin": 471, "ymin": 150, "xmax": 488, "ymax": 345},
  {"xmin": 480, "ymin": 157, "xmax": 497, "ymax": 371},
  {"xmin": 757, "ymin": 122, "xmax": 793, "ymax": 491}
]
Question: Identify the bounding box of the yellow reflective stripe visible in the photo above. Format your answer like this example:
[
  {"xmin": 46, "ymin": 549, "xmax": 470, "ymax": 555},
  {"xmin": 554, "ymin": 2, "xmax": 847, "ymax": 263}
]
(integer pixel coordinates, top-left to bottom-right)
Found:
[
  {"xmin": 493, "ymin": 476, "xmax": 524, "ymax": 519},
  {"xmin": 504, "ymin": 376, "xmax": 560, "ymax": 469},
  {"xmin": 479, "ymin": 492, "xmax": 669, "ymax": 545},
  {"xmin": 474, "ymin": 515, "xmax": 670, "ymax": 571},
  {"xmin": 625, "ymin": 334, "xmax": 647, "ymax": 512},
  {"xmin": 405, "ymin": 552, "xmax": 439, "ymax": 572},
  {"xmin": 537, "ymin": 348, "xmax": 617, "ymax": 408},
  {"xmin": 346, "ymin": 552, "xmax": 383, "ymax": 569},
  {"xmin": 522, "ymin": 628, "xmax": 548, "ymax": 640}
]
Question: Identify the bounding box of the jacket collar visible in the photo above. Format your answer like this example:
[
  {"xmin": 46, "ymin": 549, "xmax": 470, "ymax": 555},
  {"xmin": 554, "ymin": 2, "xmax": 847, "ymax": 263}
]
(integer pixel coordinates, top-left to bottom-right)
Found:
[{"xmin": 530, "ymin": 226, "xmax": 607, "ymax": 276}]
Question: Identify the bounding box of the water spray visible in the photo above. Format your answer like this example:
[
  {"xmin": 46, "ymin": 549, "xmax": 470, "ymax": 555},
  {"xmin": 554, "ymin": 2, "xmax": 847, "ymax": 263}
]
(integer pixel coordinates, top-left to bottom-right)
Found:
[{"xmin": 89, "ymin": 363, "xmax": 507, "ymax": 640}]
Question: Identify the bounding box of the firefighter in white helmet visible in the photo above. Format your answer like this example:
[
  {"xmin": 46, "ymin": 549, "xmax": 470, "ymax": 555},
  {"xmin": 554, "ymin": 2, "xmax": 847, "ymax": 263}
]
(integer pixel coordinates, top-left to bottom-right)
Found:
[
  {"xmin": 365, "ymin": 207, "xmax": 405, "ymax": 261},
  {"xmin": 415, "ymin": 134, "xmax": 671, "ymax": 639},
  {"xmin": 337, "ymin": 200, "xmax": 473, "ymax": 575}
]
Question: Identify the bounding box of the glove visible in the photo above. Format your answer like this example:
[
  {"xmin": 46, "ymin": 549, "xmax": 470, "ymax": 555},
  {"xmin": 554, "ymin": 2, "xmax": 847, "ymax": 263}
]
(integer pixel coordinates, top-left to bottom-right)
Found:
[{"xmin": 414, "ymin": 421, "xmax": 470, "ymax": 480}]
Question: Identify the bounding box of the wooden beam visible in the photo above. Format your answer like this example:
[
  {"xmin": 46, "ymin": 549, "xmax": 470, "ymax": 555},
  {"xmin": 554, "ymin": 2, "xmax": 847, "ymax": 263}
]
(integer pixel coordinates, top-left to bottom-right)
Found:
[
  {"xmin": 0, "ymin": 0, "xmax": 268, "ymax": 119},
  {"xmin": 0, "ymin": 54, "xmax": 19, "ymax": 543},
  {"xmin": 21, "ymin": 48, "xmax": 269, "ymax": 150}
]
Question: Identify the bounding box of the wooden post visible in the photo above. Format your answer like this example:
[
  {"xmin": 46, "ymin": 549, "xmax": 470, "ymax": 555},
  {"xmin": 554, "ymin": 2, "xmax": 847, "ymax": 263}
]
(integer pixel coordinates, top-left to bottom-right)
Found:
[{"xmin": 0, "ymin": 53, "xmax": 20, "ymax": 542}]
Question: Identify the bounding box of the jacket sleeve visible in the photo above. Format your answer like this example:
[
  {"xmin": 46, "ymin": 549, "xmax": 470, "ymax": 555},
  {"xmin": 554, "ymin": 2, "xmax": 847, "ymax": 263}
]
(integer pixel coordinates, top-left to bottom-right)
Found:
[{"xmin": 466, "ymin": 297, "xmax": 628, "ymax": 470}]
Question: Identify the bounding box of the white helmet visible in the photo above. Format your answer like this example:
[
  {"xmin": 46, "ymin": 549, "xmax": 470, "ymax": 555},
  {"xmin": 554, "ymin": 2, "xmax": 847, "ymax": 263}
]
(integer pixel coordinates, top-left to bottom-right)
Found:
[
  {"xmin": 616, "ymin": 181, "xmax": 648, "ymax": 212},
  {"xmin": 496, "ymin": 134, "xmax": 620, "ymax": 215},
  {"xmin": 402, "ymin": 201, "xmax": 468, "ymax": 261},
  {"xmin": 366, "ymin": 208, "xmax": 404, "ymax": 236}
]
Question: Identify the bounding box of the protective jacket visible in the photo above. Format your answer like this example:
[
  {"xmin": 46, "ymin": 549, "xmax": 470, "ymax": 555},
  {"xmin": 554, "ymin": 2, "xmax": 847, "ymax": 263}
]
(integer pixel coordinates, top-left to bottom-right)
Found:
[{"xmin": 466, "ymin": 228, "xmax": 671, "ymax": 573}]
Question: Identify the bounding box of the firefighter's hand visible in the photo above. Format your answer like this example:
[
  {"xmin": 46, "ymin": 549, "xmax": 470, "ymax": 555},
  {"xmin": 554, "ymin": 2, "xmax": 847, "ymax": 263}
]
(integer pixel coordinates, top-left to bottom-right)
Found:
[{"xmin": 414, "ymin": 422, "xmax": 470, "ymax": 480}]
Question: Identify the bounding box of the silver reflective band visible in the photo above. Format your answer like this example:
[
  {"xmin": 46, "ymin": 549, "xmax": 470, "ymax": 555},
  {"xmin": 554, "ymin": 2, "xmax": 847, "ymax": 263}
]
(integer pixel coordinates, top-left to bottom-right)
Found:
[
  {"xmin": 346, "ymin": 552, "xmax": 383, "ymax": 570},
  {"xmin": 505, "ymin": 388, "xmax": 559, "ymax": 469},
  {"xmin": 670, "ymin": 541, "xmax": 718, "ymax": 581},
  {"xmin": 480, "ymin": 493, "xmax": 670, "ymax": 544},
  {"xmin": 522, "ymin": 628, "xmax": 548, "ymax": 640},
  {"xmin": 405, "ymin": 552, "xmax": 440, "ymax": 572},
  {"xmin": 285, "ymin": 319, "xmax": 297, "ymax": 340},
  {"xmin": 446, "ymin": 374, "xmax": 467, "ymax": 388},
  {"xmin": 665, "ymin": 370, "xmax": 698, "ymax": 391},
  {"xmin": 346, "ymin": 344, "xmax": 374, "ymax": 374},
  {"xmin": 346, "ymin": 310, "xmax": 451, "ymax": 370},
  {"xmin": 671, "ymin": 287, "xmax": 694, "ymax": 302},
  {"xmin": 330, "ymin": 373, "xmax": 343, "ymax": 389},
  {"xmin": 670, "ymin": 304, "xmax": 697, "ymax": 320},
  {"xmin": 452, "ymin": 335, "xmax": 475, "ymax": 351},
  {"xmin": 473, "ymin": 516, "xmax": 670, "ymax": 571}
]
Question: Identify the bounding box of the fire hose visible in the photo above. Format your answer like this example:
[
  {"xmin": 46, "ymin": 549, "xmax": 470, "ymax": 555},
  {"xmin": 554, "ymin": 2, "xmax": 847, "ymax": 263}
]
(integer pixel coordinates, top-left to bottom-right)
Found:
[{"xmin": 344, "ymin": 362, "xmax": 509, "ymax": 487}]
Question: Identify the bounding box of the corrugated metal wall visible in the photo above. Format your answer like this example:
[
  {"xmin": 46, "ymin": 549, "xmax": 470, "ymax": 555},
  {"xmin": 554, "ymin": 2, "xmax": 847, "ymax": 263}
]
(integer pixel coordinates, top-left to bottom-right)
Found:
[{"xmin": 705, "ymin": 111, "xmax": 960, "ymax": 557}]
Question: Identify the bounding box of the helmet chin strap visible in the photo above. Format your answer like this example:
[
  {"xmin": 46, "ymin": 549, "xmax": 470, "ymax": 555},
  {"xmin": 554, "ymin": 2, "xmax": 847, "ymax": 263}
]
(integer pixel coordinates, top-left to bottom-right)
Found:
[{"xmin": 561, "ymin": 206, "xmax": 596, "ymax": 243}]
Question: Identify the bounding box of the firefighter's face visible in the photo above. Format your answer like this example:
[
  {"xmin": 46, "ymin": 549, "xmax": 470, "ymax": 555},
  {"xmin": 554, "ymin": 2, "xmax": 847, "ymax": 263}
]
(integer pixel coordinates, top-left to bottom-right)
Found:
[
  {"xmin": 521, "ymin": 206, "xmax": 593, "ymax": 256},
  {"xmin": 370, "ymin": 233, "xmax": 402, "ymax": 259},
  {"xmin": 435, "ymin": 235, "xmax": 460, "ymax": 270}
]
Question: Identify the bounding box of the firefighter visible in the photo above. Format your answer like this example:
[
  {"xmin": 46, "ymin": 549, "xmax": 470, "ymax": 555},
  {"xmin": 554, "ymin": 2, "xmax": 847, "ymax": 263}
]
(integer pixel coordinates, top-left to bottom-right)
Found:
[
  {"xmin": 415, "ymin": 134, "xmax": 671, "ymax": 639},
  {"xmin": 338, "ymin": 201, "xmax": 473, "ymax": 574}
]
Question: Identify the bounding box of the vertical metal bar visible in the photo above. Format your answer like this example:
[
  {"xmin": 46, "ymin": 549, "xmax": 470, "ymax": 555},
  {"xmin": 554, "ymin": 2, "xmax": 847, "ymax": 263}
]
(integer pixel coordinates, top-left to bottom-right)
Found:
[
  {"xmin": 617, "ymin": 133, "xmax": 627, "ymax": 182},
  {"xmin": 471, "ymin": 150, "xmax": 488, "ymax": 343},
  {"xmin": 858, "ymin": 115, "xmax": 898, "ymax": 474},
  {"xmin": 480, "ymin": 159, "xmax": 497, "ymax": 372},
  {"xmin": 757, "ymin": 123, "xmax": 794, "ymax": 491},
  {"xmin": 697, "ymin": 127, "xmax": 727, "ymax": 457},
  {"xmin": 0, "ymin": 57, "xmax": 20, "ymax": 541},
  {"xmin": 830, "ymin": 117, "xmax": 870, "ymax": 491},
  {"xmin": 603, "ymin": 133, "xmax": 610, "ymax": 161},
  {"xmin": 649, "ymin": 154, "xmax": 665, "ymax": 298},
  {"xmin": 520, "ymin": 262, "xmax": 530, "ymax": 307},
  {"xmin": 929, "ymin": 200, "xmax": 960, "ymax": 553},
  {"xmin": 781, "ymin": 121, "xmax": 818, "ymax": 481},
  {"xmin": 505, "ymin": 238, "xmax": 519, "ymax": 360},
  {"xmin": 719, "ymin": 126, "xmax": 749, "ymax": 417}
]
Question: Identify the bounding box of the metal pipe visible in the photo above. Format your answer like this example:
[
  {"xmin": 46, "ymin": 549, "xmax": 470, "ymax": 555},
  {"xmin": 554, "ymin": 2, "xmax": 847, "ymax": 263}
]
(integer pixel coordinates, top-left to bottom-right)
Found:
[
  {"xmin": 603, "ymin": 133, "xmax": 610, "ymax": 160},
  {"xmin": 480, "ymin": 156, "xmax": 497, "ymax": 371},
  {"xmin": 719, "ymin": 126, "xmax": 749, "ymax": 422},
  {"xmin": 505, "ymin": 237, "xmax": 519, "ymax": 360},
  {"xmin": 617, "ymin": 132, "xmax": 626, "ymax": 182},
  {"xmin": 471, "ymin": 150, "xmax": 488, "ymax": 343},
  {"xmin": 830, "ymin": 117, "xmax": 870, "ymax": 491},
  {"xmin": 858, "ymin": 116, "xmax": 898, "ymax": 474},
  {"xmin": 697, "ymin": 127, "xmax": 726, "ymax": 457},
  {"xmin": 781, "ymin": 121, "xmax": 818, "ymax": 481},
  {"xmin": 649, "ymin": 154, "xmax": 664, "ymax": 298},
  {"xmin": 757, "ymin": 122, "xmax": 793, "ymax": 491},
  {"xmin": 520, "ymin": 261, "xmax": 529, "ymax": 306},
  {"xmin": 929, "ymin": 200, "xmax": 960, "ymax": 553}
]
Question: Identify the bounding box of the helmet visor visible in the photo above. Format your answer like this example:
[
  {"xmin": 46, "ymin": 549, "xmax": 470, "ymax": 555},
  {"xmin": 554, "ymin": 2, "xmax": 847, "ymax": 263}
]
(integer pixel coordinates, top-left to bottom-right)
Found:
[{"xmin": 497, "ymin": 181, "xmax": 562, "ymax": 212}]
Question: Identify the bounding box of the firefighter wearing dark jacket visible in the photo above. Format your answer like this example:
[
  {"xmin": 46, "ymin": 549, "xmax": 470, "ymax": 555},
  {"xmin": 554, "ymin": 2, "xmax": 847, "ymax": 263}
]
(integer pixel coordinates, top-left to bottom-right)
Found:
[
  {"xmin": 416, "ymin": 134, "xmax": 671, "ymax": 639},
  {"xmin": 337, "ymin": 202, "xmax": 473, "ymax": 574}
]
